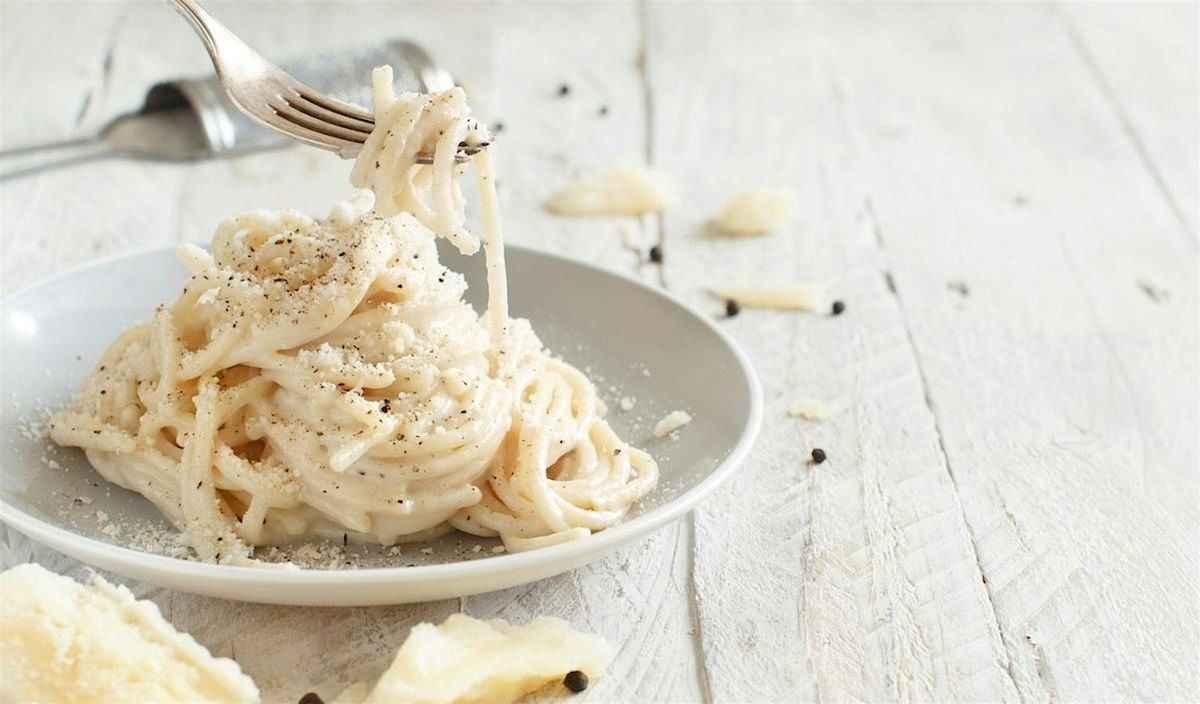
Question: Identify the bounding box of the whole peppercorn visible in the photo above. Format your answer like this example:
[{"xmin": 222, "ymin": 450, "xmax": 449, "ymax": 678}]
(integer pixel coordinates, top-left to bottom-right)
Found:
[
  {"xmin": 725, "ymin": 299, "xmax": 741, "ymax": 318},
  {"xmin": 563, "ymin": 670, "xmax": 589, "ymax": 693},
  {"xmin": 831, "ymin": 301, "xmax": 846, "ymax": 316},
  {"xmin": 811, "ymin": 448, "xmax": 827, "ymax": 464}
]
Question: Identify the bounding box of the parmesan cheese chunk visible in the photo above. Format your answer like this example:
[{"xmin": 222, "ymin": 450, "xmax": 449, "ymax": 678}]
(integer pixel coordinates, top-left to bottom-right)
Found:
[
  {"xmin": 654, "ymin": 410, "xmax": 693, "ymax": 438},
  {"xmin": 334, "ymin": 614, "xmax": 613, "ymax": 704},
  {"xmin": 0, "ymin": 563, "xmax": 260, "ymax": 704},
  {"xmin": 714, "ymin": 188, "xmax": 795, "ymax": 235},
  {"xmin": 546, "ymin": 168, "xmax": 672, "ymax": 216},
  {"xmin": 709, "ymin": 283, "xmax": 826, "ymax": 312},
  {"xmin": 788, "ymin": 398, "xmax": 832, "ymax": 422}
]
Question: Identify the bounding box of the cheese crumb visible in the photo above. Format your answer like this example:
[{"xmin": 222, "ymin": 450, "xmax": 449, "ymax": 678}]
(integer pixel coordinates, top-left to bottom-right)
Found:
[
  {"xmin": 708, "ymin": 283, "xmax": 825, "ymax": 312},
  {"xmin": 714, "ymin": 188, "xmax": 795, "ymax": 236},
  {"xmin": 546, "ymin": 168, "xmax": 672, "ymax": 216},
  {"xmin": 654, "ymin": 410, "xmax": 693, "ymax": 438},
  {"xmin": 619, "ymin": 397, "xmax": 635, "ymax": 412},
  {"xmin": 788, "ymin": 398, "xmax": 832, "ymax": 422},
  {"xmin": 197, "ymin": 287, "xmax": 221, "ymax": 305}
]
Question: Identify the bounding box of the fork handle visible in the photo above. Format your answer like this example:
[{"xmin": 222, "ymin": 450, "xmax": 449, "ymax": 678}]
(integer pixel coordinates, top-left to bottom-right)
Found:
[
  {"xmin": 169, "ymin": 0, "xmax": 232, "ymax": 71},
  {"xmin": 0, "ymin": 136, "xmax": 114, "ymax": 181}
]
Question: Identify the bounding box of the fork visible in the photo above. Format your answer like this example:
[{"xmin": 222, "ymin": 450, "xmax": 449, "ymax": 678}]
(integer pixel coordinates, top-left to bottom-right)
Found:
[{"xmin": 170, "ymin": 0, "xmax": 485, "ymax": 163}]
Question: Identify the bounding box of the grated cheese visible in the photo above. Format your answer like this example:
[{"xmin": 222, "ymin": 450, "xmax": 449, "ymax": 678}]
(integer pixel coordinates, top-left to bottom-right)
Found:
[
  {"xmin": 714, "ymin": 188, "xmax": 795, "ymax": 236},
  {"xmin": 654, "ymin": 410, "xmax": 693, "ymax": 438},
  {"xmin": 709, "ymin": 283, "xmax": 825, "ymax": 312},
  {"xmin": 546, "ymin": 168, "xmax": 673, "ymax": 216},
  {"xmin": 788, "ymin": 398, "xmax": 832, "ymax": 422}
]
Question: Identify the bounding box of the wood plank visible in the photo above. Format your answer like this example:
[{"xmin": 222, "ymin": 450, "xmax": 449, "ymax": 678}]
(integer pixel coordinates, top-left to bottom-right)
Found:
[
  {"xmin": 797, "ymin": 3, "xmax": 1199, "ymax": 700},
  {"xmin": 1059, "ymin": 1, "xmax": 1199, "ymax": 234},
  {"xmin": 646, "ymin": 3, "xmax": 1016, "ymax": 700},
  {"xmin": 458, "ymin": 3, "xmax": 703, "ymax": 702},
  {"xmin": 0, "ymin": 0, "xmax": 129, "ymax": 145}
]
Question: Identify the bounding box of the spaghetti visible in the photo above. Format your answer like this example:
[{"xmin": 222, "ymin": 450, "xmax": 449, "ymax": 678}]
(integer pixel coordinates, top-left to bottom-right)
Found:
[{"xmin": 50, "ymin": 67, "xmax": 658, "ymax": 564}]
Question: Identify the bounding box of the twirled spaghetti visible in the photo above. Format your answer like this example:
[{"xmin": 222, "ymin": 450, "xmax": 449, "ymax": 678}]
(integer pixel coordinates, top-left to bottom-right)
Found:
[{"xmin": 50, "ymin": 68, "xmax": 658, "ymax": 564}]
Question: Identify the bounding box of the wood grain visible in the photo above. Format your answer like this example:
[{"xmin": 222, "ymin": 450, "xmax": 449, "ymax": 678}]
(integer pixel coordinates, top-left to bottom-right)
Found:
[
  {"xmin": 813, "ymin": 5, "xmax": 1200, "ymax": 698},
  {"xmin": 2, "ymin": 1, "xmax": 1197, "ymax": 702},
  {"xmin": 1059, "ymin": 1, "xmax": 1199, "ymax": 235},
  {"xmin": 648, "ymin": 4, "xmax": 1016, "ymax": 700}
]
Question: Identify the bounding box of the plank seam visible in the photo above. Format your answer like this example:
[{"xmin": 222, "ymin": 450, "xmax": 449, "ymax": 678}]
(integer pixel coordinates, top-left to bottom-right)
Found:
[
  {"xmin": 686, "ymin": 514, "xmax": 715, "ymax": 704},
  {"xmin": 75, "ymin": 1, "xmax": 130, "ymax": 132},
  {"xmin": 863, "ymin": 198, "xmax": 1023, "ymax": 699},
  {"xmin": 638, "ymin": 0, "xmax": 667, "ymax": 289},
  {"xmin": 1055, "ymin": 4, "xmax": 1197, "ymax": 240}
]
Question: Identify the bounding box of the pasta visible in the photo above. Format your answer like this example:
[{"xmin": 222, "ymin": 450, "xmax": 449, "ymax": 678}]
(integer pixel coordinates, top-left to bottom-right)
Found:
[{"xmin": 50, "ymin": 67, "xmax": 658, "ymax": 564}]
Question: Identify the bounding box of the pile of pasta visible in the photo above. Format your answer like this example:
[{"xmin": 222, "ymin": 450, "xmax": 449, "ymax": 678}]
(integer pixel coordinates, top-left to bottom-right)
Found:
[{"xmin": 51, "ymin": 69, "xmax": 657, "ymax": 564}]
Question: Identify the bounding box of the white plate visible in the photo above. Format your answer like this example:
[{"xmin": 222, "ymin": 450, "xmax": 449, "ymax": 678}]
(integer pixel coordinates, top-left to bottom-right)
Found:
[{"xmin": 0, "ymin": 243, "xmax": 761, "ymax": 606}]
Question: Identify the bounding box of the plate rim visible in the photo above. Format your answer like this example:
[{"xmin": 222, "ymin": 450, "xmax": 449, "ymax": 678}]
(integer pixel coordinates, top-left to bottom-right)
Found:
[{"xmin": 0, "ymin": 242, "xmax": 763, "ymax": 587}]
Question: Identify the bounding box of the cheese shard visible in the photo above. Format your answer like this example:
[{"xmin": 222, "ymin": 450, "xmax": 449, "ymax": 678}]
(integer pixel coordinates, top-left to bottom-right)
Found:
[
  {"xmin": 0, "ymin": 563, "xmax": 259, "ymax": 704},
  {"xmin": 709, "ymin": 283, "xmax": 826, "ymax": 312},
  {"xmin": 546, "ymin": 168, "xmax": 672, "ymax": 216},
  {"xmin": 654, "ymin": 410, "xmax": 693, "ymax": 438},
  {"xmin": 788, "ymin": 398, "xmax": 832, "ymax": 422},
  {"xmin": 714, "ymin": 188, "xmax": 795, "ymax": 236},
  {"xmin": 335, "ymin": 614, "xmax": 614, "ymax": 704}
]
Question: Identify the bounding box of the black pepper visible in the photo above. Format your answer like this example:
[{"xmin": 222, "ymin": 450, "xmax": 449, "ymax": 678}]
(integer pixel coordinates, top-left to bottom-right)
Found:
[
  {"xmin": 725, "ymin": 299, "xmax": 741, "ymax": 318},
  {"xmin": 298, "ymin": 693, "xmax": 325, "ymax": 704},
  {"xmin": 648, "ymin": 245, "xmax": 663, "ymax": 263},
  {"xmin": 831, "ymin": 300, "xmax": 846, "ymax": 316},
  {"xmin": 557, "ymin": 83, "xmax": 571, "ymax": 97},
  {"xmin": 598, "ymin": 105, "xmax": 609, "ymax": 116},
  {"xmin": 811, "ymin": 448, "xmax": 827, "ymax": 464},
  {"xmin": 563, "ymin": 670, "xmax": 589, "ymax": 693}
]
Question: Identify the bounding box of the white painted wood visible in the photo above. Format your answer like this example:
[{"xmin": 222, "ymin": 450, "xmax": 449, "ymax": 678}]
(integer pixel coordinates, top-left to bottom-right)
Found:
[
  {"xmin": 2, "ymin": 2, "xmax": 1197, "ymax": 702},
  {"xmin": 802, "ymin": 5, "xmax": 1200, "ymax": 699},
  {"xmin": 648, "ymin": 4, "xmax": 1016, "ymax": 700},
  {"xmin": 1059, "ymin": 1, "xmax": 1199, "ymax": 235}
]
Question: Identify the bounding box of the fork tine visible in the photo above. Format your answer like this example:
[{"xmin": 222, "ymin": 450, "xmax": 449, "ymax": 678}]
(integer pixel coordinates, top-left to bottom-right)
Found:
[
  {"xmin": 282, "ymin": 92, "xmax": 374, "ymax": 136},
  {"xmin": 295, "ymin": 88, "xmax": 376, "ymax": 124},
  {"xmin": 268, "ymin": 96, "xmax": 369, "ymax": 145}
]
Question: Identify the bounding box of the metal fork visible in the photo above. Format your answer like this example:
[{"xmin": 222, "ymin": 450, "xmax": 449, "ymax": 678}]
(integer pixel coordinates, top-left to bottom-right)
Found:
[{"xmin": 170, "ymin": 0, "xmax": 485, "ymax": 163}]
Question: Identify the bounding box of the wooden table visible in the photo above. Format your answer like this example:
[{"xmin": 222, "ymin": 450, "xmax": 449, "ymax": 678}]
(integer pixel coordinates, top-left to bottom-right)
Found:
[{"xmin": 2, "ymin": 2, "xmax": 1196, "ymax": 701}]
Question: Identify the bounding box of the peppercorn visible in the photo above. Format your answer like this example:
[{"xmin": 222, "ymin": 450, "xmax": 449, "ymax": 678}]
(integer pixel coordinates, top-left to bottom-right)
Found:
[
  {"xmin": 298, "ymin": 693, "xmax": 324, "ymax": 704},
  {"xmin": 557, "ymin": 83, "xmax": 571, "ymax": 96},
  {"xmin": 563, "ymin": 670, "xmax": 589, "ymax": 693},
  {"xmin": 725, "ymin": 299, "xmax": 741, "ymax": 318},
  {"xmin": 831, "ymin": 301, "xmax": 845, "ymax": 316},
  {"xmin": 811, "ymin": 448, "xmax": 827, "ymax": 464},
  {"xmin": 648, "ymin": 245, "xmax": 663, "ymax": 263}
]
